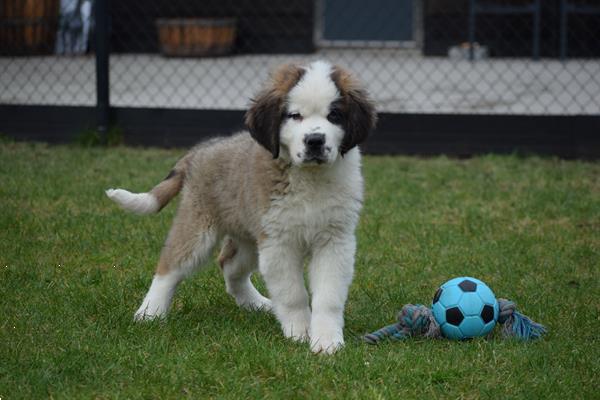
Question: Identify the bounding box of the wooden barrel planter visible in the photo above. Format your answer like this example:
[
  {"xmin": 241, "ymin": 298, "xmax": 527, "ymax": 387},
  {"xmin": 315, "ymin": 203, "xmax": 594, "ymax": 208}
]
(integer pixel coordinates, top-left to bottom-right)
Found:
[
  {"xmin": 156, "ymin": 18, "xmax": 237, "ymax": 57},
  {"xmin": 0, "ymin": 0, "xmax": 60, "ymax": 55}
]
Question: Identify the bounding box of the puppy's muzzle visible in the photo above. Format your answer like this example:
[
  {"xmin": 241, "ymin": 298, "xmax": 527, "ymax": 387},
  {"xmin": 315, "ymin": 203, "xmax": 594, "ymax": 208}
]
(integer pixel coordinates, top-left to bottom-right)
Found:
[{"xmin": 304, "ymin": 133, "xmax": 328, "ymax": 163}]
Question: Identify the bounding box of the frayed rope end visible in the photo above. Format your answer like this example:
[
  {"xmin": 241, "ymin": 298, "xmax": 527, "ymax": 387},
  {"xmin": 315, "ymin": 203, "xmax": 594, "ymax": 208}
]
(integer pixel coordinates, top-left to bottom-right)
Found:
[
  {"xmin": 364, "ymin": 323, "xmax": 402, "ymax": 344},
  {"xmin": 497, "ymin": 298, "xmax": 547, "ymax": 340},
  {"xmin": 364, "ymin": 304, "xmax": 441, "ymax": 344}
]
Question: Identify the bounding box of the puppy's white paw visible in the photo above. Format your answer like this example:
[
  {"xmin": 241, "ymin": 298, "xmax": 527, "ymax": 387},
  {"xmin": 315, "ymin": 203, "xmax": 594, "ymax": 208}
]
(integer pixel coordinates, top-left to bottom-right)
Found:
[
  {"xmin": 237, "ymin": 295, "xmax": 273, "ymax": 312},
  {"xmin": 310, "ymin": 327, "xmax": 344, "ymax": 354},
  {"xmin": 280, "ymin": 310, "xmax": 311, "ymax": 342},
  {"xmin": 133, "ymin": 273, "xmax": 180, "ymax": 322},
  {"xmin": 285, "ymin": 328, "xmax": 309, "ymax": 343},
  {"xmin": 133, "ymin": 301, "xmax": 168, "ymax": 322}
]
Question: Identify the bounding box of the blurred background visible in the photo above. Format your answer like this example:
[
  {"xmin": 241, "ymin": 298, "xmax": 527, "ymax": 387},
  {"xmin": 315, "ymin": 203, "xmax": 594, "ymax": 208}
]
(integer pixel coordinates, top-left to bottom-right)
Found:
[{"xmin": 1, "ymin": 0, "xmax": 598, "ymax": 156}]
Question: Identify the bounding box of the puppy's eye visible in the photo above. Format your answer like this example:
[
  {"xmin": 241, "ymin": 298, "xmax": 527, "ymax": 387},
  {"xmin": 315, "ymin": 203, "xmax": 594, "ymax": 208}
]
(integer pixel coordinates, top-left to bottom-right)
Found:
[
  {"xmin": 327, "ymin": 109, "xmax": 342, "ymax": 124},
  {"xmin": 287, "ymin": 112, "xmax": 303, "ymax": 121}
]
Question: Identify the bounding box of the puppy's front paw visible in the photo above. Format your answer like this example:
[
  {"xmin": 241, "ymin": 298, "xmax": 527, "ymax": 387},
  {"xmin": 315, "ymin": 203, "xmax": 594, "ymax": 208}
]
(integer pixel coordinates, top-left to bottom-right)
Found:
[
  {"xmin": 284, "ymin": 328, "xmax": 309, "ymax": 342},
  {"xmin": 280, "ymin": 310, "xmax": 311, "ymax": 342},
  {"xmin": 310, "ymin": 327, "xmax": 344, "ymax": 354}
]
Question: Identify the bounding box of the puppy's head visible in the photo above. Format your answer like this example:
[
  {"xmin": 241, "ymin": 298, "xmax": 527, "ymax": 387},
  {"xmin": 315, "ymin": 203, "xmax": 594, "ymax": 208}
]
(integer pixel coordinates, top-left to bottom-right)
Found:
[{"xmin": 245, "ymin": 61, "xmax": 376, "ymax": 166}]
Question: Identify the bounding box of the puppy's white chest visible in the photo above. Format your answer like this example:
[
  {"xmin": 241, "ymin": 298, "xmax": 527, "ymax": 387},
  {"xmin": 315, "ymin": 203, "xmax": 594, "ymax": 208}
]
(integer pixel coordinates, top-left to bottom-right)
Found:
[{"xmin": 262, "ymin": 166, "xmax": 363, "ymax": 245}]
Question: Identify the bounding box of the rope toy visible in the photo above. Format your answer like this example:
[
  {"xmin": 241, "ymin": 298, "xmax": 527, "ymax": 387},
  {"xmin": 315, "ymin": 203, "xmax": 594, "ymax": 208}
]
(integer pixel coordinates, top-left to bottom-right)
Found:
[{"xmin": 364, "ymin": 277, "xmax": 546, "ymax": 344}]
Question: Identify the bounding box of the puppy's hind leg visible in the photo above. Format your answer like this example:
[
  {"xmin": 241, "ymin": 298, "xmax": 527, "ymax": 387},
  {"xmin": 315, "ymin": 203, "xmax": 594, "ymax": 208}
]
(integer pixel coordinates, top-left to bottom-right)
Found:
[
  {"xmin": 134, "ymin": 211, "xmax": 218, "ymax": 321},
  {"xmin": 219, "ymin": 237, "xmax": 272, "ymax": 312}
]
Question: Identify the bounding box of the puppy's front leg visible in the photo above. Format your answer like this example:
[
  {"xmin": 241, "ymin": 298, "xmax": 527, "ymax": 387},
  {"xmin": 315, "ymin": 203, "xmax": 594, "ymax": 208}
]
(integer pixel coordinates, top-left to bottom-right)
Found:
[
  {"xmin": 259, "ymin": 243, "xmax": 311, "ymax": 342},
  {"xmin": 308, "ymin": 235, "xmax": 355, "ymax": 354}
]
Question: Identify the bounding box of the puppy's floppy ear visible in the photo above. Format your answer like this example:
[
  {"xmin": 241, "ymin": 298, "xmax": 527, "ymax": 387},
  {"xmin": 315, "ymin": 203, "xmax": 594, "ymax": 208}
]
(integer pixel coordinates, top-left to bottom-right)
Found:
[
  {"xmin": 245, "ymin": 90, "xmax": 283, "ymax": 158},
  {"xmin": 330, "ymin": 66, "xmax": 377, "ymax": 156},
  {"xmin": 245, "ymin": 64, "xmax": 306, "ymax": 159}
]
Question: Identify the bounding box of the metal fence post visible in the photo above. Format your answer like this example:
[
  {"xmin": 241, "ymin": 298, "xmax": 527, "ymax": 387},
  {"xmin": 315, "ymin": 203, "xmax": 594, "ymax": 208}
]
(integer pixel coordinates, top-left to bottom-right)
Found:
[
  {"xmin": 560, "ymin": 0, "xmax": 568, "ymax": 60},
  {"xmin": 533, "ymin": 0, "xmax": 541, "ymax": 60},
  {"xmin": 95, "ymin": 0, "xmax": 110, "ymax": 137},
  {"xmin": 468, "ymin": 0, "xmax": 476, "ymax": 61}
]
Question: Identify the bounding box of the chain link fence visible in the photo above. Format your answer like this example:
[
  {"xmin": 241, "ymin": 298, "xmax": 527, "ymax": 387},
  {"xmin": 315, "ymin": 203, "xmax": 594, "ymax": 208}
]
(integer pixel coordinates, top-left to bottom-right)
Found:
[{"xmin": 1, "ymin": 0, "xmax": 599, "ymax": 115}]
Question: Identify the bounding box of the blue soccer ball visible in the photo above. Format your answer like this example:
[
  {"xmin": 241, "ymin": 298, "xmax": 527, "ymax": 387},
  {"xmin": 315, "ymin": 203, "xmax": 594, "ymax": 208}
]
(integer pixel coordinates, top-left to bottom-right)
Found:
[{"xmin": 431, "ymin": 277, "xmax": 499, "ymax": 340}]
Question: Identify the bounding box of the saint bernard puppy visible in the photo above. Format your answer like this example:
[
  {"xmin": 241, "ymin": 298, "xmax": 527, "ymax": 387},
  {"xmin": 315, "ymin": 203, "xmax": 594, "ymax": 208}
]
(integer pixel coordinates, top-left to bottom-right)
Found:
[{"xmin": 106, "ymin": 60, "xmax": 377, "ymax": 354}]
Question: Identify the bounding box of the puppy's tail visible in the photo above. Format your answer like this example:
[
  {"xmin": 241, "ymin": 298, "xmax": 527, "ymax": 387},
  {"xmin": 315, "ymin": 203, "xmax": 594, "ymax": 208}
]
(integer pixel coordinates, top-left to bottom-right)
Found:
[{"xmin": 105, "ymin": 156, "xmax": 189, "ymax": 215}]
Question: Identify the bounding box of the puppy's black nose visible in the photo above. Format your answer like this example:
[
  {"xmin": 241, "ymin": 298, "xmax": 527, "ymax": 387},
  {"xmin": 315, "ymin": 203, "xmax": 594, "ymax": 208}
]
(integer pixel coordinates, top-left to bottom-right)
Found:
[{"xmin": 304, "ymin": 133, "xmax": 325, "ymax": 149}]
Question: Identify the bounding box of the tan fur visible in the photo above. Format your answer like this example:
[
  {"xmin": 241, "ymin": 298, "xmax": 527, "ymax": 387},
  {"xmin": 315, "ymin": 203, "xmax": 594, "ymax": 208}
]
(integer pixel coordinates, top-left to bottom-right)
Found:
[
  {"xmin": 150, "ymin": 65, "xmax": 308, "ymax": 276},
  {"xmin": 330, "ymin": 66, "xmax": 359, "ymax": 94},
  {"xmin": 268, "ymin": 63, "xmax": 306, "ymax": 97},
  {"xmin": 154, "ymin": 133, "xmax": 289, "ymax": 275},
  {"xmin": 217, "ymin": 237, "xmax": 237, "ymax": 269},
  {"xmin": 149, "ymin": 174, "xmax": 182, "ymax": 211},
  {"xmin": 147, "ymin": 152, "xmax": 193, "ymax": 211}
]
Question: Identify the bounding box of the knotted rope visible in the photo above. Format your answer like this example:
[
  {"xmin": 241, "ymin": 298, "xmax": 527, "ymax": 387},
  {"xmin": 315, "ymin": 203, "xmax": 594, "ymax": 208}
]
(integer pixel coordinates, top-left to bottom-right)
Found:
[
  {"xmin": 496, "ymin": 299, "xmax": 547, "ymax": 340},
  {"xmin": 364, "ymin": 299, "xmax": 546, "ymax": 344}
]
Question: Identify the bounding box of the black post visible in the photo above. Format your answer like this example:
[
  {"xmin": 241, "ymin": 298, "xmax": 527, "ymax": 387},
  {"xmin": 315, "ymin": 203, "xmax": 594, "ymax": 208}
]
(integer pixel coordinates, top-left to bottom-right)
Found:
[
  {"xmin": 95, "ymin": 0, "xmax": 110, "ymax": 138},
  {"xmin": 468, "ymin": 0, "xmax": 476, "ymax": 61},
  {"xmin": 559, "ymin": 0, "xmax": 568, "ymax": 60},
  {"xmin": 532, "ymin": 0, "xmax": 541, "ymax": 60}
]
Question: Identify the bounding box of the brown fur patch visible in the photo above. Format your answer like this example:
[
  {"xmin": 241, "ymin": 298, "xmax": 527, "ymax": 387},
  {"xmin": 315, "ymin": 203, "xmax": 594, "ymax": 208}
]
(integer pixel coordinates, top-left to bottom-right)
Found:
[
  {"xmin": 148, "ymin": 151, "xmax": 194, "ymax": 212},
  {"xmin": 330, "ymin": 65, "xmax": 377, "ymax": 155},
  {"xmin": 330, "ymin": 66, "xmax": 360, "ymax": 95},
  {"xmin": 268, "ymin": 63, "xmax": 306, "ymax": 97},
  {"xmin": 150, "ymin": 172, "xmax": 183, "ymax": 211},
  {"xmin": 155, "ymin": 259, "xmax": 170, "ymax": 276},
  {"xmin": 256, "ymin": 231, "xmax": 269, "ymax": 246},
  {"xmin": 245, "ymin": 64, "xmax": 306, "ymax": 158},
  {"xmin": 218, "ymin": 237, "xmax": 238, "ymax": 269}
]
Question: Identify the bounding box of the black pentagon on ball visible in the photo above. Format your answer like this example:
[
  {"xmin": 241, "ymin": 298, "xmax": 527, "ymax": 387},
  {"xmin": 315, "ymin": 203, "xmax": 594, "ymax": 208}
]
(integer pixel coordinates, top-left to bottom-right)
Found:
[
  {"xmin": 433, "ymin": 288, "xmax": 443, "ymax": 304},
  {"xmin": 481, "ymin": 304, "xmax": 495, "ymax": 323},
  {"xmin": 458, "ymin": 279, "xmax": 477, "ymax": 292},
  {"xmin": 446, "ymin": 307, "xmax": 464, "ymax": 326}
]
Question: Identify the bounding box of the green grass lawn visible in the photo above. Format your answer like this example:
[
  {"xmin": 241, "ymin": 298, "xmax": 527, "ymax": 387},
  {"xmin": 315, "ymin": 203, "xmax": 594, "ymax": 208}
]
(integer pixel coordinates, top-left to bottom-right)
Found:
[{"xmin": 1, "ymin": 141, "xmax": 598, "ymax": 399}]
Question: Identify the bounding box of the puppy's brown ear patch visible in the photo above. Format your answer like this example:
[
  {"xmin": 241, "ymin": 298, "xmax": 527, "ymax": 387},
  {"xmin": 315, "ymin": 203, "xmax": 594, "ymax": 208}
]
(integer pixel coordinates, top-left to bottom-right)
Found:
[
  {"xmin": 245, "ymin": 64, "xmax": 305, "ymax": 158},
  {"xmin": 330, "ymin": 66, "xmax": 377, "ymax": 155}
]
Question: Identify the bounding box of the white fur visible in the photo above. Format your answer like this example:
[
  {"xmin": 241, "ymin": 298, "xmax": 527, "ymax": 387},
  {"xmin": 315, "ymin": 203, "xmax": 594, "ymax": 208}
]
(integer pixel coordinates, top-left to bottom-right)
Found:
[
  {"xmin": 105, "ymin": 188, "xmax": 159, "ymax": 215},
  {"xmin": 134, "ymin": 229, "xmax": 218, "ymax": 320},
  {"xmin": 264, "ymin": 62, "xmax": 363, "ymax": 352},
  {"xmin": 281, "ymin": 61, "xmax": 344, "ymax": 166},
  {"xmin": 259, "ymin": 148, "xmax": 363, "ymax": 353},
  {"xmin": 134, "ymin": 271, "xmax": 181, "ymax": 320},
  {"xmin": 222, "ymin": 239, "xmax": 272, "ymax": 311},
  {"xmin": 308, "ymin": 233, "xmax": 356, "ymax": 354},
  {"xmin": 289, "ymin": 61, "xmax": 339, "ymax": 114}
]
